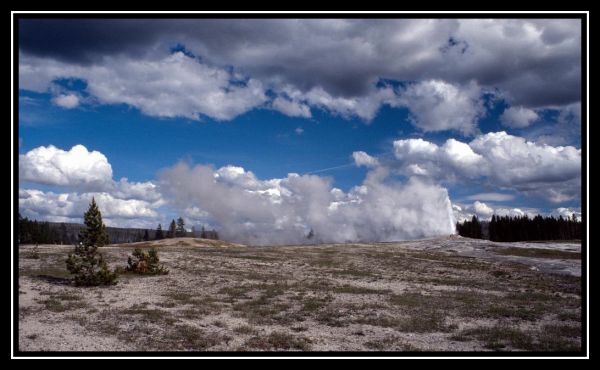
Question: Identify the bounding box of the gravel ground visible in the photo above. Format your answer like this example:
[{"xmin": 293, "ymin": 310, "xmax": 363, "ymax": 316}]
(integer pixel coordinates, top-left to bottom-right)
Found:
[{"xmin": 16, "ymin": 236, "xmax": 583, "ymax": 353}]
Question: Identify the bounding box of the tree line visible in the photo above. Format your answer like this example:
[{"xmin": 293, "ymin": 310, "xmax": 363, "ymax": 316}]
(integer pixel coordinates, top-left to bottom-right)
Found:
[
  {"xmin": 456, "ymin": 214, "xmax": 581, "ymax": 242},
  {"xmin": 18, "ymin": 213, "xmax": 219, "ymax": 245},
  {"xmin": 154, "ymin": 217, "xmax": 219, "ymax": 240},
  {"xmin": 18, "ymin": 214, "xmax": 69, "ymax": 244}
]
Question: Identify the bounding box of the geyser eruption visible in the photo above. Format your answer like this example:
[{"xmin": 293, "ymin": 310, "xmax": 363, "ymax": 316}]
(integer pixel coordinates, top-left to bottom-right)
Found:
[{"xmin": 159, "ymin": 162, "xmax": 455, "ymax": 245}]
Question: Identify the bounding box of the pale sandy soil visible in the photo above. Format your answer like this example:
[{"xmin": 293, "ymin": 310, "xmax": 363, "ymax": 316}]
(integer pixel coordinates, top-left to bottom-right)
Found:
[{"xmin": 17, "ymin": 237, "xmax": 582, "ymax": 353}]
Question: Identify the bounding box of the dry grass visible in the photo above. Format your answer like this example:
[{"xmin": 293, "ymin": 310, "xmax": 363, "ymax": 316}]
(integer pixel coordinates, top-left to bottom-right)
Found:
[
  {"xmin": 495, "ymin": 247, "xmax": 581, "ymax": 260},
  {"xmin": 18, "ymin": 238, "xmax": 582, "ymax": 352}
]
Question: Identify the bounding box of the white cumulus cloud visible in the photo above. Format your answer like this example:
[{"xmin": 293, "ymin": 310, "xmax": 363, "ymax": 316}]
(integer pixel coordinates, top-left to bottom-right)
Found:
[
  {"xmin": 272, "ymin": 97, "xmax": 312, "ymax": 118},
  {"xmin": 352, "ymin": 151, "xmax": 379, "ymax": 168},
  {"xmin": 390, "ymin": 132, "xmax": 581, "ymax": 203},
  {"xmin": 452, "ymin": 201, "xmax": 539, "ymax": 222},
  {"xmin": 21, "ymin": 52, "xmax": 268, "ymax": 121},
  {"xmin": 19, "ymin": 144, "xmax": 113, "ymax": 190},
  {"xmin": 19, "ymin": 144, "xmax": 165, "ymax": 226},
  {"xmin": 18, "ymin": 189, "xmax": 160, "ymax": 228},
  {"xmin": 395, "ymin": 80, "xmax": 484, "ymax": 135},
  {"xmin": 500, "ymin": 106, "xmax": 539, "ymax": 128},
  {"xmin": 51, "ymin": 93, "xmax": 80, "ymax": 109},
  {"xmin": 552, "ymin": 207, "xmax": 581, "ymax": 221}
]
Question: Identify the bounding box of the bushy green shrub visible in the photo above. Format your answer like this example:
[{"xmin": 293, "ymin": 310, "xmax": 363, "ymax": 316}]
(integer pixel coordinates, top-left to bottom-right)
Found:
[{"xmin": 125, "ymin": 248, "xmax": 169, "ymax": 275}]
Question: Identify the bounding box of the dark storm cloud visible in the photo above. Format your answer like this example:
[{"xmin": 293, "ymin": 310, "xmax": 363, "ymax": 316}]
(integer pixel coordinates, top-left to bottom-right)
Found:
[
  {"xmin": 19, "ymin": 19, "xmax": 166, "ymax": 64},
  {"xmin": 19, "ymin": 18, "xmax": 582, "ymax": 109}
]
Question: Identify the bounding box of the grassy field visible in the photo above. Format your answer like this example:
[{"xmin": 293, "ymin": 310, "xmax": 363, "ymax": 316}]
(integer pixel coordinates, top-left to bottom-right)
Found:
[{"xmin": 17, "ymin": 237, "xmax": 582, "ymax": 352}]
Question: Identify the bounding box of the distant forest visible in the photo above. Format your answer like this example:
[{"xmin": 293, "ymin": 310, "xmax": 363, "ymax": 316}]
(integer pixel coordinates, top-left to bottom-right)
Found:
[
  {"xmin": 17, "ymin": 214, "xmax": 219, "ymax": 245},
  {"xmin": 456, "ymin": 214, "xmax": 582, "ymax": 242}
]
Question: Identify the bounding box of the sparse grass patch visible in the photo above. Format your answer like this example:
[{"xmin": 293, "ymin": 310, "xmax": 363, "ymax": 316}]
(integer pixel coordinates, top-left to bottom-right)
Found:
[
  {"xmin": 24, "ymin": 266, "xmax": 72, "ymax": 279},
  {"xmin": 389, "ymin": 292, "xmax": 432, "ymax": 309},
  {"xmin": 162, "ymin": 291, "xmax": 196, "ymax": 304},
  {"xmin": 51, "ymin": 291, "xmax": 83, "ymax": 301},
  {"xmin": 300, "ymin": 295, "xmax": 332, "ymax": 314},
  {"xmin": 252, "ymin": 282, "xmax": 287, "ymax": 298},
  {"xmin": 245, "ymin": 331, "xmax": 311, "ymax": 351},
  {"xmin": 536, "ymin": 330, "xmax": 581, "ymax": 352},
  {"xmin": 456, "ymin": 325, "xmax": 535, "ymax": 351},
  {"xmin": 364, "ymin": 337, "xmax": 419, "ymax": 351},
  {"xmin": 557, "ymin": 311, "xmax": 581, "ymax": 322},
  {"xmin": 37, "ymin": 296, "xmax": 87, "ymax": 312},
  {"xmin": 310, "ymin": 258, "xmax": 342, "ymax": 268},
  {"xmin": 406, "ymin": 252, "xmax": 490, "ymax": 271},
  {"xmin": 156, "ymin": 300, "xmax": 177, "ymax": 308},
  {"xmin": 489, "ymin": 270, "xmax": 512, "ymax": 279},
  {"xmin": 160, "ymin": 324, "xmax": 229, "ymax": 351},
  {"xmin": 26, "ymin": 246, "xmax": 40, "ymax": 259},
  {"xmin": 354, "ymin": 314, "xmax": 402, "ymax": 328},
  {"xmin": 218, "ymin": 286, "xmax": 252, "ymax": 300},
  {"xmin": 42, "ymin": 298, "xmax": 66, "ymax": 312},
  {"xmin": 178, "ymin": 307, "xmax": 208, "ymax": 319},
  {"xmin": 120, "ymin": 306, "xmax": 177, "ymax": 325},
  {"xmin": 315, "ymin": 309, "xmax": 348, "ymax": 327},
  {"xmin": 495, "ymin": 247, "xmax": 581, "ymax": 260},
  {"xmin": 232, "ymin": 295, "xmax": 291, "ymax": 325},
  {"xmin": 66, "ymin": 314, "xmax": 89, "ymax": 327},
  {"xmin": 396, "ymin": 311, "xmax": 450, "ymax": 333},
  {"xmin": 331, "ymin": 284, "xmax": 386, "ymax": 295},
  {"xmin": 540, "ymin": 324, "xmax": 581, "ymax": 339},
  {"xmin": 212, "ymin": 320, "xmax": 226, "ymax": 328},
  {"xmin": 329, "ymin": 265, "xmax": 374, "ymax": 278},
  {"xmin": 234, "ymin": 325, "xmax": 258, "ymax": 335},
  {"xmin": 226, "ymin": 254, "xmax": 278, "ymax": 262}
]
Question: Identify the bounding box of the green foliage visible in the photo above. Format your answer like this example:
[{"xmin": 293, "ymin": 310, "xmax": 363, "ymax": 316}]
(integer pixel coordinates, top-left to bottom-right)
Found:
[
  {"xmin": 457, "ymin": 213, "xmax": 582, "ymax": 242},
  {"xmin": 125, "ymin": 248, "xmax": 169, "ymax": 275},
  {"xmin": 66, "ymin": 244, "xmax": 117, "ymax": 286},
  {"xmin": 155, "ymin": 224, "xmax": 165, "ymax": 240},
  {"xmin": 176, "ymin": 217, "xmax": 186, "ymax": 237},
  {"xmin": 168, "ymin": 219, "xmax": 177, "ymax": 238},
  {"xmin": 18, "ymin": 213, "xmax": 62, "ymax": 245},
  {"xmin": 78, "ymin": 198, "xmax": 110, "ymax": 247},
  {"xmin": 66, "ymin": 198, "xmax": 117, "ymax": 286}
]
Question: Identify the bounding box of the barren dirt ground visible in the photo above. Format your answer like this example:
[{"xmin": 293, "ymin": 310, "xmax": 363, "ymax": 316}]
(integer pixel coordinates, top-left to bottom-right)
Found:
[{"xmin": 17, "ymin": 236, "xmax": 582, "ymax": 352}]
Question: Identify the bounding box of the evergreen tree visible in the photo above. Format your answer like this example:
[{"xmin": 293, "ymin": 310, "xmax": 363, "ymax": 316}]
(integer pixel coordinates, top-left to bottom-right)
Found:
[
  {"xmin": 78, "ymin": 198, "xmax": 110, "ymax": 247},
  {"xmin": 59, "ymin": 223, "xmax": 68, "ymax": 245},
  {"xmin": 155, "ymin": 224, "xmax": 164, "ymax": 240},
  {"xmin": 168, "ymin": 219, "xmax": 177, "ymax": 238},
  {"xmin": 176, "ymin": 217, "xmax": 186, "ymax": 237},
  {"xmin": 143, "ymin": 229, "xmax": 150, "ymax": 241},
  {"xmin": 66, "ymin": 198, "xmax": 117, "ymax": 286}
]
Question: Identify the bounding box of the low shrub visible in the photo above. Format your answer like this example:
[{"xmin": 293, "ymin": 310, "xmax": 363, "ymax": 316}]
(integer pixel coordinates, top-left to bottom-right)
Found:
[{"xmin": 126, "ymin": 248, "xmax": 169, "ymax": 275}]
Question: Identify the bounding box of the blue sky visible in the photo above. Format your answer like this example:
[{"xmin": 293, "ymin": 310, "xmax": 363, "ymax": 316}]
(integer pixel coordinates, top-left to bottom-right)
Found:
[{"xmin": 17, "ymin": 19, "xmax": 583, "ymax": 244}]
